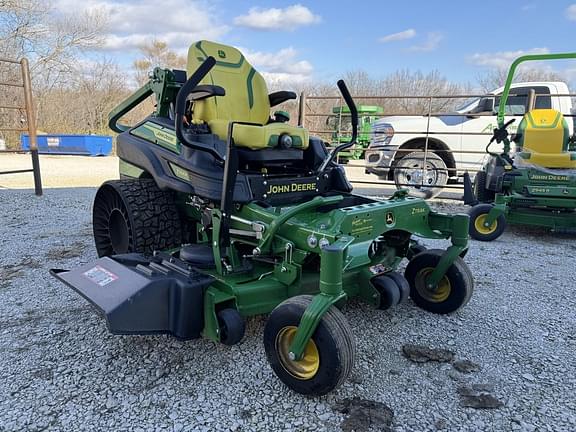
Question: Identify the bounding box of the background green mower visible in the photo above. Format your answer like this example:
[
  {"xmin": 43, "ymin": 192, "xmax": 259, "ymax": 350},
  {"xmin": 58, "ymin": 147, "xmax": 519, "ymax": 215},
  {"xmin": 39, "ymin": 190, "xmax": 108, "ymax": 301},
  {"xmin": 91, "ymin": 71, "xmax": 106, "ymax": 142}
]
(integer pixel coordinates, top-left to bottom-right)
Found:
[
  {"xmin": 464, "ymin": 53, "xmax": 576, "ymax": 242},
  {"xmin": 52, "ymin": 40, "xmax": 474, "ymax": 396}
]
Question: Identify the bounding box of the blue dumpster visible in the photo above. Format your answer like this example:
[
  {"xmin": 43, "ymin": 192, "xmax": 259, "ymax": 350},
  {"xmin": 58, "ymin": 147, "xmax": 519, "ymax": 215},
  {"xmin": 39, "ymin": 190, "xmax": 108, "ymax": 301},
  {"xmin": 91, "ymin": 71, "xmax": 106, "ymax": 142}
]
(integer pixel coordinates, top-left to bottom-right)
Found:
[{"xmin": 21, "ymin": 134, "xmax": 113, "ymax": 156}]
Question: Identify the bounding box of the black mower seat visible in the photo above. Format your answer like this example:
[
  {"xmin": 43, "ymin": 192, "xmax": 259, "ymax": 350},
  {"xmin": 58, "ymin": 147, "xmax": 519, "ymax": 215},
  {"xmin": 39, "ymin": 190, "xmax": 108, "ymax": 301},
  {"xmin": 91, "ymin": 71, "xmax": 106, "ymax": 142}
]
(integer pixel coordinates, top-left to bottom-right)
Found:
[{"xmin": 179, "ymin": 244, "xmax": 215, "ymax": 268}]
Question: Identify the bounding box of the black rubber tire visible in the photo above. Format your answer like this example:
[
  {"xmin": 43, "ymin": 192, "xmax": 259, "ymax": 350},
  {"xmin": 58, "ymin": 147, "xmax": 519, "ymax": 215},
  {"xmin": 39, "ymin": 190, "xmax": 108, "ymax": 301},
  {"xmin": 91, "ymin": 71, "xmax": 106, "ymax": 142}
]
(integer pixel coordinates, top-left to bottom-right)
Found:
[
  {"xmin": 473, "ymin": 171, "xmax": 495, "ymax": 203},
  {"xmin": 217, "ymin": 308, "xmax": 246, "ymax": 346},
  {"xmin": 385, "ymin": 271, "xmax": 411, "ymax": 304},
  {"xmin": 407, "ymin": 242, "xmax": 428, "ymax": 260},
  {"xmin": 93, "ymin": 179, "xmax": 183, "ymax": 257},
  {"xmin": 468, "ymin": 204, "xmax": 506, "ymax": 242},
  {"xmin": 393, "ymin": 151, "xmax": 448, "ymax": 199},
  {"xmin": 404, "ymin": 249, "xmax": 474, "ymax": 314},
  {"xmin": 263, "ymin": 295, "xmax": 355, "ymax": 396},
  {"xmin": 372, "ymin": 275, "xmax": 401, "ymax": 309}
]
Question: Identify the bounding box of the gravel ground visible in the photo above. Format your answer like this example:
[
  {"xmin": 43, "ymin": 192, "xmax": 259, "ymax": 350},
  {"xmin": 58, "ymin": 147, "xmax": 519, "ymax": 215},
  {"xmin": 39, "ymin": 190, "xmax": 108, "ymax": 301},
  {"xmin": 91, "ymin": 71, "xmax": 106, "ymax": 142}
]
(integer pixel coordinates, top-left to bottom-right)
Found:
[{"xmin": 1, "ymin": 187, "xmax": 576, "ymax": 432}]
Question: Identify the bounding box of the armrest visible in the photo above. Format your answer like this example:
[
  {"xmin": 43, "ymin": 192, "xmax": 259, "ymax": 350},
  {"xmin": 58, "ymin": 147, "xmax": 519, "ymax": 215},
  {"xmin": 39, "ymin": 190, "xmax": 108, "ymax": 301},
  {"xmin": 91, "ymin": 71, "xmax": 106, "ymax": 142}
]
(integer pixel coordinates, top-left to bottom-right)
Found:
[
  {"xmin": 269, "ymin": 91, "xmax": 297, "ymax": 107},
  {"xmin": 189, "ymin": 84, "xmax": 225, "ymax": 101}
]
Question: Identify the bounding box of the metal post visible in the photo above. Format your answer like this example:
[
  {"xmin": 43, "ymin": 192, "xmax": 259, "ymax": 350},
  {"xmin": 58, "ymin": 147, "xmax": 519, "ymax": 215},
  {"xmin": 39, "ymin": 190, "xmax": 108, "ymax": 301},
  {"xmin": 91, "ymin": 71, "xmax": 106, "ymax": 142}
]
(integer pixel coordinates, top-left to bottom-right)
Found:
[
  {"xmin": 527, "ymin": 89, "xmax": 536, "ymax": 113},
  {"xmin": 20, "ymin": 58, "xmax": 42, "ymax": 196},
  {"xmin": 297, "ymin": 92, "xmax": 306, "ymax": 127},
  {"xmin": 422, "ymin": 96, "xmax": 433, "ymax": 187}
]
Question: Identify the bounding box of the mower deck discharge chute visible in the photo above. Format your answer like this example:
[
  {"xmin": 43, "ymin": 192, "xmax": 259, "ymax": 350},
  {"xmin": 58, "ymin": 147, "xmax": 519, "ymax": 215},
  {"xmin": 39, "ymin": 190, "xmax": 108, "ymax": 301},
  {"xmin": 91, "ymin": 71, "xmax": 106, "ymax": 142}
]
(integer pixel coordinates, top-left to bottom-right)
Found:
[
  {"xmin": 52, "ymin": 40, "xmax": 474, "ymax": 395},
  {"xmin": 464, "ymin": 53, "xmax": 576, "ymax": 241}
]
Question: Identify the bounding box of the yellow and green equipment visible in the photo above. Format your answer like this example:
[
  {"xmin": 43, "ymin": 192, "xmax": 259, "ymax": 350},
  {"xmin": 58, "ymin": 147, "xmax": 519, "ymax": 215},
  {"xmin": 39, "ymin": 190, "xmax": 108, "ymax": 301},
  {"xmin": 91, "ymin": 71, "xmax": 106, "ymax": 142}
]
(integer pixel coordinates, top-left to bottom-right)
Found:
[
  {"xmin": 52, "ymin": 41, "xmax": 473, "ymax": 395},
  {"xmin": 464, "ymin": 53, "xmax": 576, "ymax": 241}
]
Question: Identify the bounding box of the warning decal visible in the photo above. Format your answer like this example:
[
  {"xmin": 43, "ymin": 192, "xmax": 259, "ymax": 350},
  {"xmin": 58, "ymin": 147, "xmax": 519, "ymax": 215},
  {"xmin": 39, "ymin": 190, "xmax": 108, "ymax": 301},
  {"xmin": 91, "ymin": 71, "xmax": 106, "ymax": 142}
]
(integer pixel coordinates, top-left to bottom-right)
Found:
[{"xmin": 83, "ymin": 265, "xmax": 118, "ymax": 287}]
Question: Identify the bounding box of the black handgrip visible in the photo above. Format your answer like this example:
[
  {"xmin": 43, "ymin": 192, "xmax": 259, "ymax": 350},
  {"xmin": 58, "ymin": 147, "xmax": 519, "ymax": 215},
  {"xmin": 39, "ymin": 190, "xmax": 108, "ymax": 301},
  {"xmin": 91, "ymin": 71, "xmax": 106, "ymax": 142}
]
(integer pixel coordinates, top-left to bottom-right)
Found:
[
  {"xmin": 175, "ymin": 56, "xmax": 226, "ymax": 161},
  {"xmin": 317, "ymin": 80, "xmax": 359, "ymax": 173},
  {"xmin": 489, "ymin": 118, "xmax": 516, "ymax": 144},
  {"xmin": 175, "ymin": 56, "xmax": 216, "ymax": 117},
  {"xmin": 337, "ymin": 79, "xmax": 358, "ymax": 144}
]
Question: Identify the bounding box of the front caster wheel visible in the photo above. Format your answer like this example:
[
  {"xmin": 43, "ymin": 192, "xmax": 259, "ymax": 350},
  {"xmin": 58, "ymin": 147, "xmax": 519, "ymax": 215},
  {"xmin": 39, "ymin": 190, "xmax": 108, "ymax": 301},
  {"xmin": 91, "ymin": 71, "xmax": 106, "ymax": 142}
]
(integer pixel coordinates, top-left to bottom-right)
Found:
[
  {"xmin": 263, "ymin": 295, "xmax": 355, "ymax": 396},
  {"xmin": 404, "ymin": 249, "xmax": 474, "ymax": 314},
  {"xmin": 468, "ymin": 204, "xmax": 506, "ymax": 241}
]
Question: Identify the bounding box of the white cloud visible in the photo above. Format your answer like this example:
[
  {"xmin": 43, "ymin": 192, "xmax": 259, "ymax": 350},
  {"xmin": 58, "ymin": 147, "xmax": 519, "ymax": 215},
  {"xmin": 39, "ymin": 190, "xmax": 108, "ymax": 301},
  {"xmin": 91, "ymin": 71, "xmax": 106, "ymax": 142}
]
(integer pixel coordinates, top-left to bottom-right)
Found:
[
  {"xmin": 242, "ymin": 46, "xmax": 314, "ymax": 84},
  {"xmin": 467, "ymin": 47, "xmax": 550, "ymax": 68},
  {"xmin": 378, "ymin": 29, "xmax": 416, "ymax": 43},
  {"xmin": 52, "ymin": 0, "xmax": 228, "ymax": 52},
  {"xmin": 233, "ymin": 4, "xmax": 321, "ymax": 31},
  {"xmin": 566, "ymin": 4, "xmax": 576, "ymax": 20},
  {"xmin": 408, "ymin": 32, "xmax": 443, "ymax": 52}
]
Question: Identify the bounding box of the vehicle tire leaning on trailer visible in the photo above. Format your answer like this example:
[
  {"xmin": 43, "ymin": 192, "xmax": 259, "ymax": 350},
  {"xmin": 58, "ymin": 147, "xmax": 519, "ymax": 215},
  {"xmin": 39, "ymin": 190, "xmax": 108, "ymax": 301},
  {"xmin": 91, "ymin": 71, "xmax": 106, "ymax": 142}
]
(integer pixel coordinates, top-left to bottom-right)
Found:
[
  {"xmin": 263, "ymin": 295, "xmax": 355, "ymax": 396},
  {"xmin": 92, "ymin": 179, "xmax": 183, "ymax": 257},
  {"xmin": 393, "ymin": 151, "xmax": 448, "ymax": 199}
]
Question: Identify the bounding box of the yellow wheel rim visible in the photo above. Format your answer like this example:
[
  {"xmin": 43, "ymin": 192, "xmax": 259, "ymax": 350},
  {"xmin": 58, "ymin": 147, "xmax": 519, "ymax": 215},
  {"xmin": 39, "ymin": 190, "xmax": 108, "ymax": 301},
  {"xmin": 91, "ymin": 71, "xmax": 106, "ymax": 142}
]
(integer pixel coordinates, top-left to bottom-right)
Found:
[
  {"xmin": 276, "ymin": 326, "xmax": 320, "ymax": 380},
  {"xmin": 415, "ymin": 267, "xmax": 451, "ymax": 303},
  {"xmin": 474, "ymin": 214, "xmax": 497, "ymax": 235}
]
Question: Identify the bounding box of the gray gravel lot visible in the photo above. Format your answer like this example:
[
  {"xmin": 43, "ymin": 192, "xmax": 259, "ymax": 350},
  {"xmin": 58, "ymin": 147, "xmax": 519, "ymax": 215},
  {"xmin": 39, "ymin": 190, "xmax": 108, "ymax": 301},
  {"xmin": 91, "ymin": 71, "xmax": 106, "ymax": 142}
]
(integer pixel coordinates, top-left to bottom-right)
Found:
[{"xmin": 1, "ymin": 187, "xmax": 576, "ymax": 432}]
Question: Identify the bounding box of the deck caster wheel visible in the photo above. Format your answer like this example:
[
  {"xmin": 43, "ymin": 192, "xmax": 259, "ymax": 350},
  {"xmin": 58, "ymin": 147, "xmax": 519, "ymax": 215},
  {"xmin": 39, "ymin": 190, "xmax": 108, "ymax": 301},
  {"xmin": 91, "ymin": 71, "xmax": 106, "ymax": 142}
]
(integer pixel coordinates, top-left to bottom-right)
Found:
[
  {"xmin": 468, "ymin": 204, "xmax": 506, "ymax": 241},
  {"xmin": 404, "ymin": 249, "xmax": 474, "ymax": 314},
  {"xmin": 263, "ymin": 295, "xmax": 355, "ymax": 396},
  {"xmin": 217, "ymin": 309, "xmax": 246, "ymax": 346},
  {"xmin": 385, "ymin": 271, "xmax": 410, "ymax": 303},
  {"xmin": 372, "ymin": 275, "xmax": 401, "ymax": 309}
]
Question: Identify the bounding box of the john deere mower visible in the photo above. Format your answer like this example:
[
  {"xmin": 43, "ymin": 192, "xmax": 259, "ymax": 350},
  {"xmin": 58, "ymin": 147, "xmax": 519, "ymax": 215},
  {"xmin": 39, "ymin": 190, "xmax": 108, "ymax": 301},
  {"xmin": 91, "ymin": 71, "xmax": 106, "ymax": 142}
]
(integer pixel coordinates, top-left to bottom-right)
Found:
[
  {"xmin": 52, "ymin": 40, "xmax": 474, "ymax": 396},
  {"xmin": 465, "ymin": 53, "xmax": 576, "ymax": 242}
]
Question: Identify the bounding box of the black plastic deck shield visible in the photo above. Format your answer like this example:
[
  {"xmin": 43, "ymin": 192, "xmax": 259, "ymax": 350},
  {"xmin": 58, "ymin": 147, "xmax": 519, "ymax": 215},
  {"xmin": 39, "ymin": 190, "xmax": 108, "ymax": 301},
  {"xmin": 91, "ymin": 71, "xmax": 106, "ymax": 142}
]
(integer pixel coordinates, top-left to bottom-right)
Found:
[{"xmin": 51, "ymin": 253, "xmax": 213, "ymax": 339}]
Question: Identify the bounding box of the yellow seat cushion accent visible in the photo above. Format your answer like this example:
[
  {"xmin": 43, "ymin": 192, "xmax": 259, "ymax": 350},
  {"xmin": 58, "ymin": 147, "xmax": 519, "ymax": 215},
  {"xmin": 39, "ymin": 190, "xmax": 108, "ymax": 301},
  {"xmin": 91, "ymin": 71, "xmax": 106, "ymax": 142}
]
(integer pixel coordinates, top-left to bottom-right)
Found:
[
  {"xmin": 208, "ymin": 120, "xmax": 309, "ymax": 150},
  {"xmin": 187, "ymin": 40, "xmax": 308, "ymax": 150},
  {"xmin": 517, "ymin": 109, "xmax": 576, "ymax": 169}
]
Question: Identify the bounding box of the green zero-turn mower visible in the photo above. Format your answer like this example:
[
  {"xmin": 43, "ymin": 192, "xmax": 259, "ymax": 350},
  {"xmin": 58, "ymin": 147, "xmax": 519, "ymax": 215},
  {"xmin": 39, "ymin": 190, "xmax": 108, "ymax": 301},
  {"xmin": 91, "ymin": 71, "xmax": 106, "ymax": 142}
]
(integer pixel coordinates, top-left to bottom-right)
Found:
[
  {"xmin": 464, "ymin": 52, "xmax": 576, "ymax": 242},
  {"xmin": 52, "ymin": 40, "xmax": 474, "ymax": 396}
]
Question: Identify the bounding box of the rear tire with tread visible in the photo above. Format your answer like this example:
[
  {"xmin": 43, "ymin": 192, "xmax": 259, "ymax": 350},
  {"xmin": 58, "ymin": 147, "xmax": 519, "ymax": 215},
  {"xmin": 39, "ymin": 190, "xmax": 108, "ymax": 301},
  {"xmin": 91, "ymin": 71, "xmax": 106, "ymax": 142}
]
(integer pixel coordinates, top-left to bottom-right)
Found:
[
  {"xmin": 93, "ymin": 179, "xmax": 182, "ymax": 257},
  {"xmin": 473, "ymin": 171, "xmax": 495, "ymax": 203}
]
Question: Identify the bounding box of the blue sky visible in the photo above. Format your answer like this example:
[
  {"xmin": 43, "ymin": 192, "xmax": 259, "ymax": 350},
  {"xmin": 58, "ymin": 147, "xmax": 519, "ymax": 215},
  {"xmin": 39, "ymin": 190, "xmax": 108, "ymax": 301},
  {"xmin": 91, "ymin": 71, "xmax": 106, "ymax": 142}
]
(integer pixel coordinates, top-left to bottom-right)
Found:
[{"xmin": 55, "ymin": 0, "xmax": 576, "ymax": 86}]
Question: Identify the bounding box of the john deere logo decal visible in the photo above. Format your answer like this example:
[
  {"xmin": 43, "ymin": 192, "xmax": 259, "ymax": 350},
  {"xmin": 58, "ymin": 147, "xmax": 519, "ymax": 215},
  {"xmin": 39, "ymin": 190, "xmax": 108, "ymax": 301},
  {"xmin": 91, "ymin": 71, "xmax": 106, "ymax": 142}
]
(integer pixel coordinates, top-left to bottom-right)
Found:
[
  {"xmin": 266, "ymin": 182, "xmax": 316, "ymax": 194},
  {"xmin": 218, "ymin": 50, "xmax": 226, "ymax": 59},
  {"xmin": 385, "ymin": 212, "xmax": 395, "ymax": 225}
]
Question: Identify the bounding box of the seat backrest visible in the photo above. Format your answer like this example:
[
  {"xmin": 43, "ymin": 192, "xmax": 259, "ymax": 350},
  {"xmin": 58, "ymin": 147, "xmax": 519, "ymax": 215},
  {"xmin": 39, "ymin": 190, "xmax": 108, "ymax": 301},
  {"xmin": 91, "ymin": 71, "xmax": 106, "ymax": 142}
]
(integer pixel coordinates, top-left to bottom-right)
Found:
[
  {"xmin": 516, "ymin": 109, "xmax": 569, "ymax": 154},
  {"xmin": 187, "ymin": 40, "xmax": 270, "ymax": 128}
]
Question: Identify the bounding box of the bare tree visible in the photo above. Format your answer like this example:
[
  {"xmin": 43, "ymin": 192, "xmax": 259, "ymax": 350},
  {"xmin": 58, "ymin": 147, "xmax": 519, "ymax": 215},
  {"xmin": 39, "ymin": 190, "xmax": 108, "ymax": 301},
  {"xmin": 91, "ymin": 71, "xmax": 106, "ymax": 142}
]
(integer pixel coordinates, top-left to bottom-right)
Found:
[
  {"xmin": 477, "ymin": 67, "xmax": 565, "ymax": 92},
  {"xmin": 133, "ymin": 39, "xmax": 187, "ymax": 86},
  {"xmin": 0, "ymin": 0, "xmax": 106, "ymax": 86},
  {"xmin": 35, "ymin": 59, "xmax": 130, "ymax": 136}
]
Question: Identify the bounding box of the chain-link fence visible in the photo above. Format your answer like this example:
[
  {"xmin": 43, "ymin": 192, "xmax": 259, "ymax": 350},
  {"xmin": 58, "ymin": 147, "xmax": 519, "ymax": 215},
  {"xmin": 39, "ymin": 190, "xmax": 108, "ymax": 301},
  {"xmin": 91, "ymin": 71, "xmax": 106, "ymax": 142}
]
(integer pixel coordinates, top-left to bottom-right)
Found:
[{"xmin": 297, "ymin": 90, "xmax": 576, "ymax": 198}]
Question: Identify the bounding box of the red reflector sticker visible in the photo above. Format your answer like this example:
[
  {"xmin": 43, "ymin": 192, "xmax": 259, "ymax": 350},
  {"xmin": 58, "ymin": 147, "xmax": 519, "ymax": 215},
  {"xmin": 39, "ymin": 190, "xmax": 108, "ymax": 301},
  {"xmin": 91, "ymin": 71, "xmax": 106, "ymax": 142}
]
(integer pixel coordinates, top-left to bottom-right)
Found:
[{"xmin": 83, "ymin": 265, "xmax": 118, "ymax": 287}]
